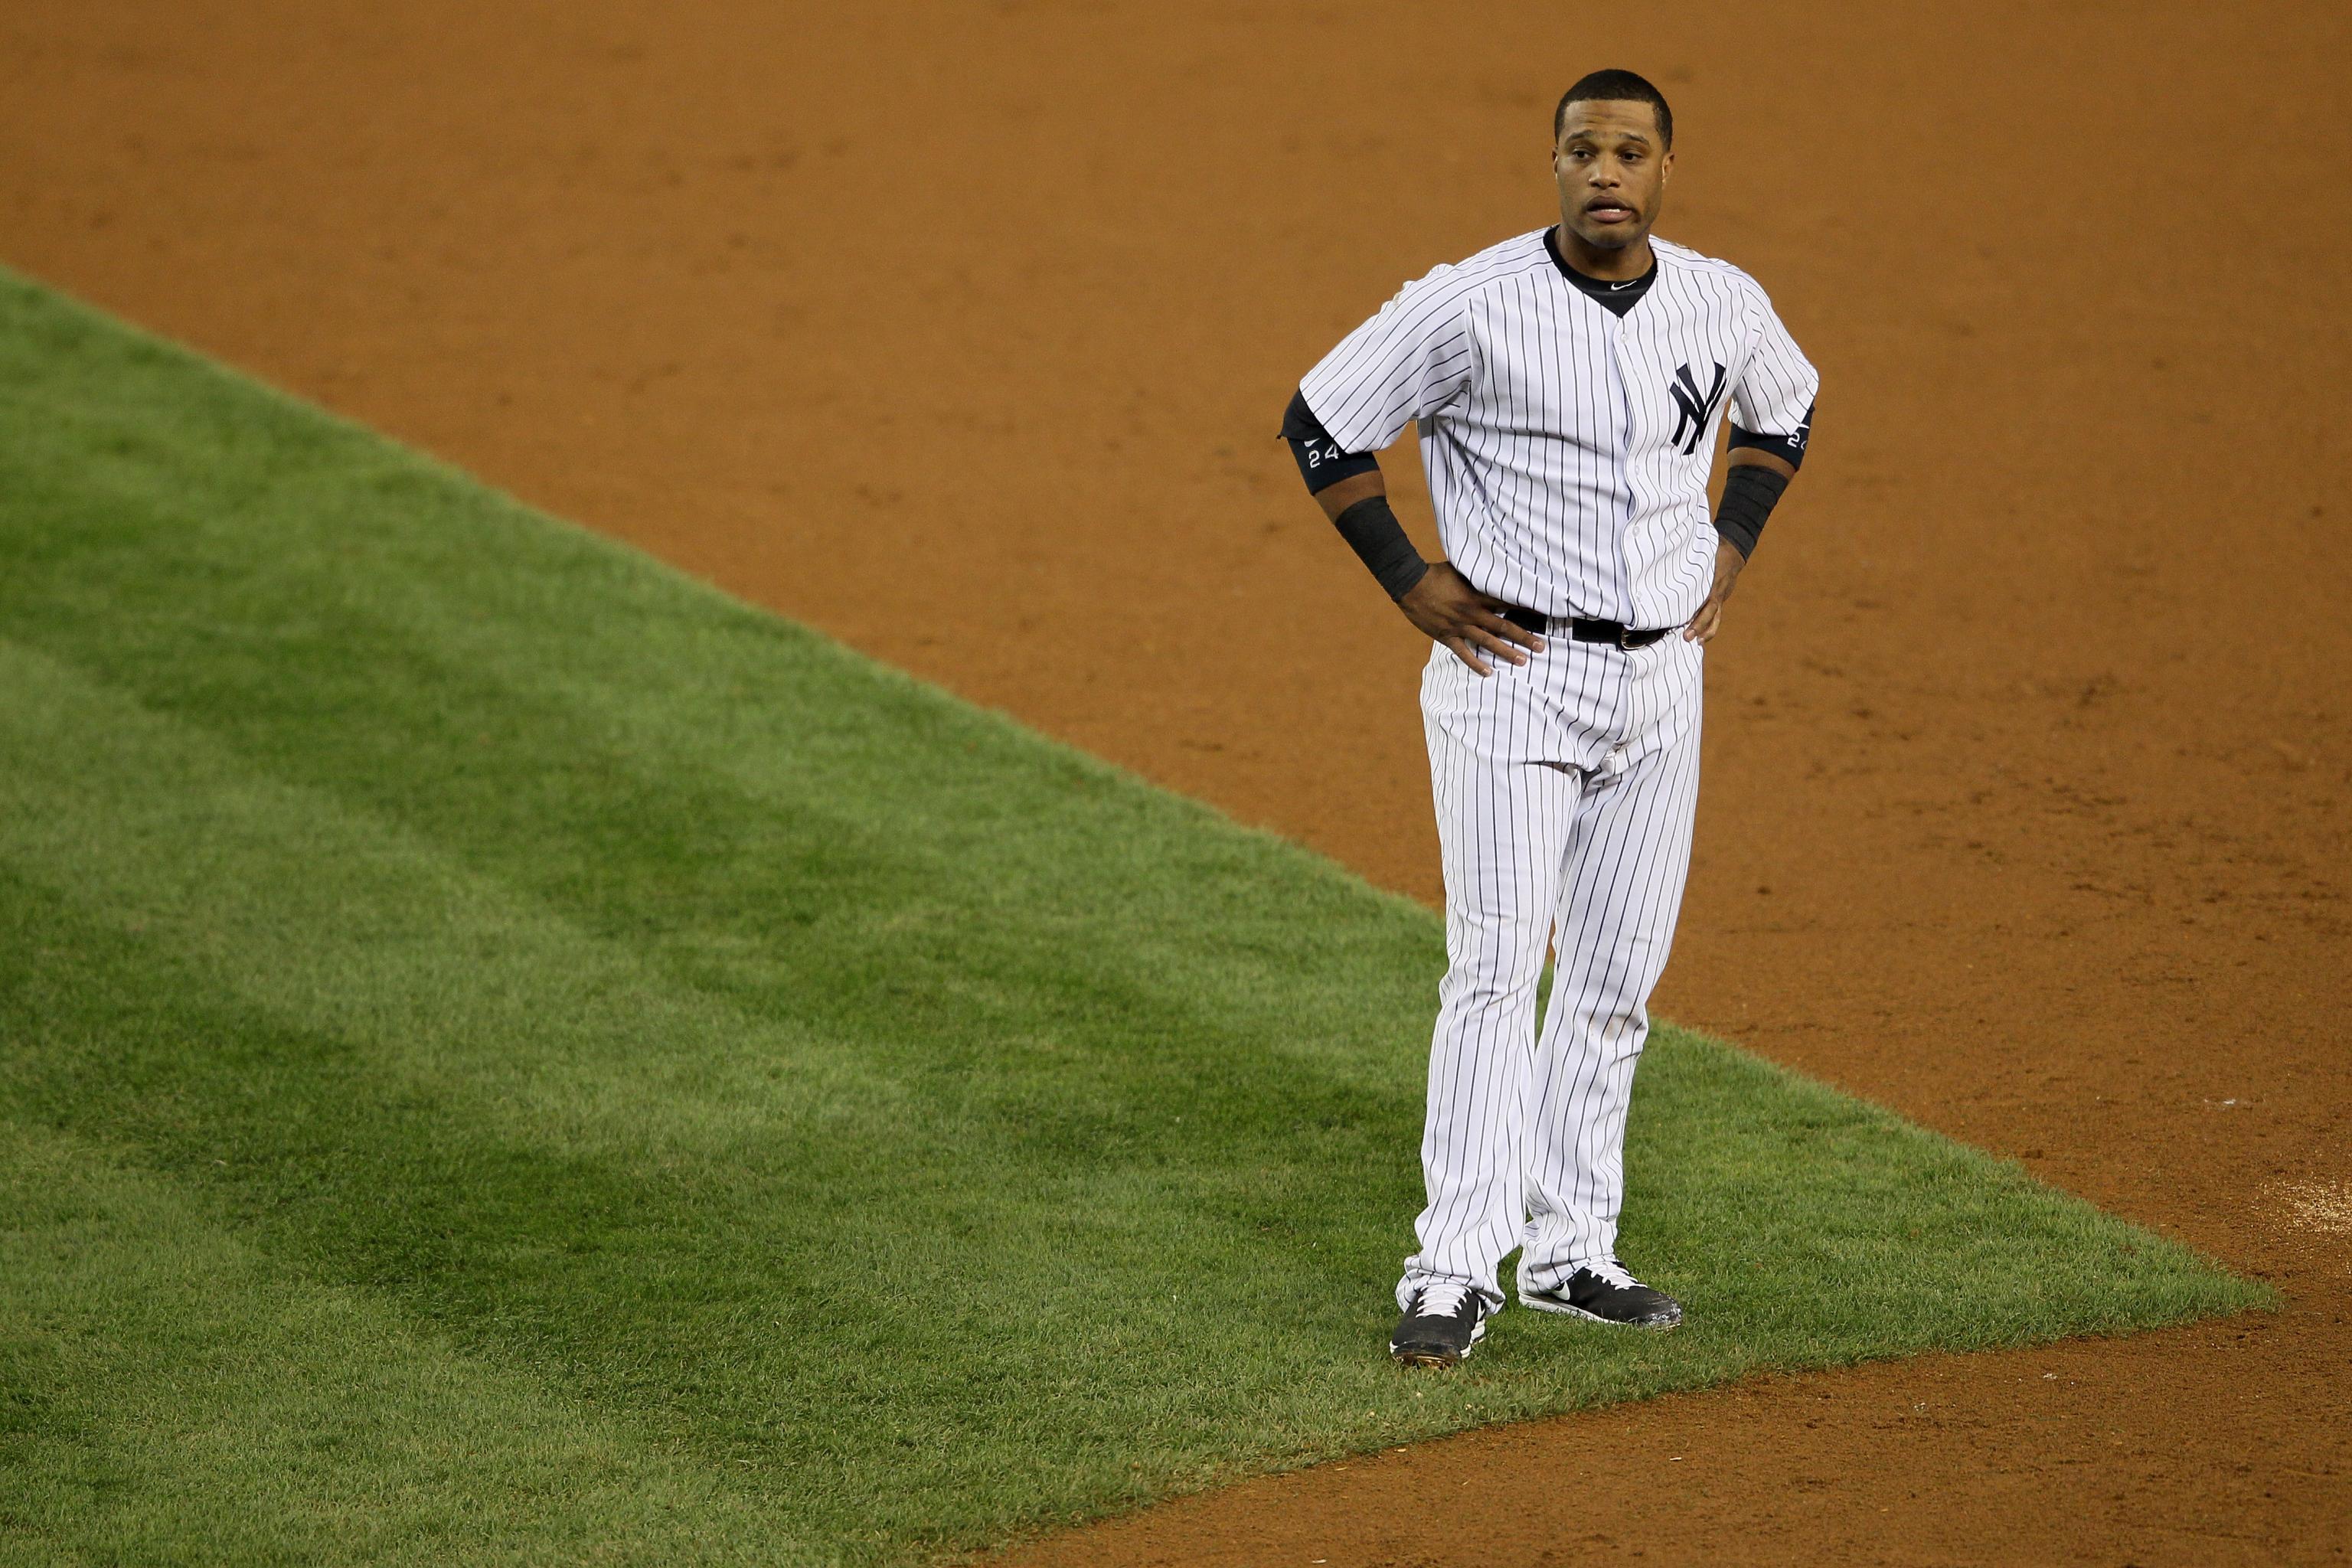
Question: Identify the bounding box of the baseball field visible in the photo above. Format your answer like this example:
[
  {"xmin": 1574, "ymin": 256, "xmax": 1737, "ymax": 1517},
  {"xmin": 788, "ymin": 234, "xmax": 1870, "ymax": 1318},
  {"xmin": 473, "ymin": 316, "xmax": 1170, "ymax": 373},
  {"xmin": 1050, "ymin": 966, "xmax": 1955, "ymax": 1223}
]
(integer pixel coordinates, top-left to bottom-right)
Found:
[{"xmin": 2, "ymin": 2, "xmax": 2346, "ymax": 1565}]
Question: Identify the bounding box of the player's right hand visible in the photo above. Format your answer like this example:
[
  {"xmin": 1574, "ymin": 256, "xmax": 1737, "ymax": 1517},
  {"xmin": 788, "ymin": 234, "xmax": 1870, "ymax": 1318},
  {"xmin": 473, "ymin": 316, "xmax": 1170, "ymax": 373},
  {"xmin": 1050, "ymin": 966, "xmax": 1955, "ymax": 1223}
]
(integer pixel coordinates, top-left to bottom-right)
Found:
[{"xmin": 1397, "ymin": 562, "xmax": 1545, "ymax": 677}]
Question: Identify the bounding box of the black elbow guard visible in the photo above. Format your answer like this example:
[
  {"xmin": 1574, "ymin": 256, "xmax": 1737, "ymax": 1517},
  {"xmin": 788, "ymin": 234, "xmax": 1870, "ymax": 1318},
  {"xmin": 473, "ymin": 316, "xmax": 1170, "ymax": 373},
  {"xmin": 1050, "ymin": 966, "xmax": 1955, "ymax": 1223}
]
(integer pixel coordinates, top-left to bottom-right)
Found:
[{"xmin": 1281, "ymin": 387, "xmax": 1380, "ymax": 494}]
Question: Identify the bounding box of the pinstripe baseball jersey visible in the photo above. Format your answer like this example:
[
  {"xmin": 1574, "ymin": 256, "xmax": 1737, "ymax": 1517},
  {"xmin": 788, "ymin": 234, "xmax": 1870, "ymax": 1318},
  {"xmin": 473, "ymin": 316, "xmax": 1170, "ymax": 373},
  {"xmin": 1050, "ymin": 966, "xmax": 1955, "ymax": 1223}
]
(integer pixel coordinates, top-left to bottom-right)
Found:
[{"xmin": 1298, "ymin": 228, "xmax": 1818, "ymax": 630}]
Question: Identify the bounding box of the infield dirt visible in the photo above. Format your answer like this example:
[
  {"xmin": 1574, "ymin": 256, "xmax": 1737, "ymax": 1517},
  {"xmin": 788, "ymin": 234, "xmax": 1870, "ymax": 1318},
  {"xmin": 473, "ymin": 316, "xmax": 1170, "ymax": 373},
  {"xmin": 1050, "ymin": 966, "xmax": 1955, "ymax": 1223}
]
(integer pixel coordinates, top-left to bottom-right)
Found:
[{"xmin": 2, "ymin": 2, "xmax": 2344, "ymax": 1562}]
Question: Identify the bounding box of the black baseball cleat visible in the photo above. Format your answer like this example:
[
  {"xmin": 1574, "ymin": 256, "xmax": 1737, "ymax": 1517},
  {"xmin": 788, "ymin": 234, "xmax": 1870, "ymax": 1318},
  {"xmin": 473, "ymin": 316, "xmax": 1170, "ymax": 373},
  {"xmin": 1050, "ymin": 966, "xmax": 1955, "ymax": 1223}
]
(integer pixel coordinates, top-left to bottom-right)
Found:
[
  {"xmin": 1389, "ymin": 1280, "xmax": 1491, "ymax": 1368},
  {"xmin": 1521, "ymin": 1259, "xmax": 1683, "ymax": 1328}
]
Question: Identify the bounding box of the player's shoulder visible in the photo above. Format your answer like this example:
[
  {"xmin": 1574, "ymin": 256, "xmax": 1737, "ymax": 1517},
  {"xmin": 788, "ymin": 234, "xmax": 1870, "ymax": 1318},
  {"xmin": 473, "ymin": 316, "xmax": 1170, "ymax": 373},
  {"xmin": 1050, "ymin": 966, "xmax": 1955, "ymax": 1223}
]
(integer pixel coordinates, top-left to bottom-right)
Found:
[
  {"xmin": 1652, "ymin": 237, "xmax": 1775, "ymax": 308},
  {"xmin": 1451, "ymin": 227, "xmax": 1556, "ymax": 278},
  {"xmin": 1394, "ymin": 229, "xmax": 1556, "ymax": 305}
]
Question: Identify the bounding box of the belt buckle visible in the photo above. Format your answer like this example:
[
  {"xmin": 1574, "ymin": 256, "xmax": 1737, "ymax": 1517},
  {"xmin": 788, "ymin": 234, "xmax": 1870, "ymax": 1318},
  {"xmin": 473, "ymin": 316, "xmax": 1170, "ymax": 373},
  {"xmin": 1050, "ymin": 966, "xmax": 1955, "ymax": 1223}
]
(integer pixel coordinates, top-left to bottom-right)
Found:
[{"xmin": 1616, "ymin": 626, "xmax": 1636, "ymax": 651}]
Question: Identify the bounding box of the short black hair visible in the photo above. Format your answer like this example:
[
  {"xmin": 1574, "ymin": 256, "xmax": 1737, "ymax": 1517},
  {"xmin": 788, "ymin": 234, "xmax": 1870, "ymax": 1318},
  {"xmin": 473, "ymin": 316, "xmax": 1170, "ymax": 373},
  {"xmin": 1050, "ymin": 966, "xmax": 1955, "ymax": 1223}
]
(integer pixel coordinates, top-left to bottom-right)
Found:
[{"xmin": 1553, "ymin": 69, "xmax": 1674, "ymax": 149}]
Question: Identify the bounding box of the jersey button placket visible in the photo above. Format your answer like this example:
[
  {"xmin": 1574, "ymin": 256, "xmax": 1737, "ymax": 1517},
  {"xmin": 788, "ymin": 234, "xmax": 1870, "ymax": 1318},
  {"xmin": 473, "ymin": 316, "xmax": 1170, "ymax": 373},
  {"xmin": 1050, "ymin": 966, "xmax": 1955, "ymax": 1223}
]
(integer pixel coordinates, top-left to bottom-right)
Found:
[{"xmin": 1602, "ymin": 311, "xmax": 1640, "ymax": 747}]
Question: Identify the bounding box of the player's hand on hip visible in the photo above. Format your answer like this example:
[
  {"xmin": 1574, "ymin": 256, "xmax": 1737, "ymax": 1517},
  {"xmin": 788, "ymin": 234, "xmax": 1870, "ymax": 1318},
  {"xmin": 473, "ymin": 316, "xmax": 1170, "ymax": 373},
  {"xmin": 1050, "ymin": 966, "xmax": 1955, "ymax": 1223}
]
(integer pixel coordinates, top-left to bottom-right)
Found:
[
  {"xmin": 1681, "ymin": 541, "xmax": 1748, "ymax": 645},
  {"xmin": 1399, "ymin": 562, "xmax": 1545, "ymax": 677}
]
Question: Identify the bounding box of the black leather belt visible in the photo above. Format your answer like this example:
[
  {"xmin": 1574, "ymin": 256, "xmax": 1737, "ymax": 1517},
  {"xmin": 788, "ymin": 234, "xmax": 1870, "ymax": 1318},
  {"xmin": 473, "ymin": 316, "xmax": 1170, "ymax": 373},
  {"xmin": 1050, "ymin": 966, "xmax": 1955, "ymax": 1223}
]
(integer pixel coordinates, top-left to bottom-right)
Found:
[{"xmin": 1497, "ymin": 603, "xmax": 1674, "ymax": 650}]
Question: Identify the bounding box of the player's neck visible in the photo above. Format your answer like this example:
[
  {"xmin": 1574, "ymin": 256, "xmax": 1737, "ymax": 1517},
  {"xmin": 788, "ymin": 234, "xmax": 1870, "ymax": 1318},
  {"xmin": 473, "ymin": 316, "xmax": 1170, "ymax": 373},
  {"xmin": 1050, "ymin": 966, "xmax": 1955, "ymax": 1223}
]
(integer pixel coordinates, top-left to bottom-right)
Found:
[{"xmin": 1552, "ymin": 224, "xmax": 1654, "ymax": 283}]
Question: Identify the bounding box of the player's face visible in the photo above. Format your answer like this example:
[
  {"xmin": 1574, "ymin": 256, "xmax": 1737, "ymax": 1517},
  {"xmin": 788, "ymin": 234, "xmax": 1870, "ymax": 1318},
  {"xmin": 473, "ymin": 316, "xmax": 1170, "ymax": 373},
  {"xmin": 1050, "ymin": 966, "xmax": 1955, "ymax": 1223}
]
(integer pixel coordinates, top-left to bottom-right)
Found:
[{"xmin": 1552, "ymin": 101, "xmax": 1673, "ymax": 251}]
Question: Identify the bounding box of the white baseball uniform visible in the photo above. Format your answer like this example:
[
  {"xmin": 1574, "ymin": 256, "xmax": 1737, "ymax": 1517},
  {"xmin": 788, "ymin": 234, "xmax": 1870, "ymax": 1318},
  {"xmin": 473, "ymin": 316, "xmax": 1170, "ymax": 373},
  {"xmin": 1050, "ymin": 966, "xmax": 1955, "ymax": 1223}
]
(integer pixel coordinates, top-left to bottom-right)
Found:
[{"xmin": 1298, "ymin": 227, "xmax": 1818, "ymax": 1310}]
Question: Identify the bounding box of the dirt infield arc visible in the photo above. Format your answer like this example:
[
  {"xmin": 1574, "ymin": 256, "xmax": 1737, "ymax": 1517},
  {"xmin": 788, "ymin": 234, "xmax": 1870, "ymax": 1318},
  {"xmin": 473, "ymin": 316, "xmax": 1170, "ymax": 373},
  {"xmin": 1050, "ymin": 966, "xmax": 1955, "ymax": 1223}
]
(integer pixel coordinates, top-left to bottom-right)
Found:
[{"xmin": 3, "ymin": 2, "xmax": 2346, "ymax": 1562}]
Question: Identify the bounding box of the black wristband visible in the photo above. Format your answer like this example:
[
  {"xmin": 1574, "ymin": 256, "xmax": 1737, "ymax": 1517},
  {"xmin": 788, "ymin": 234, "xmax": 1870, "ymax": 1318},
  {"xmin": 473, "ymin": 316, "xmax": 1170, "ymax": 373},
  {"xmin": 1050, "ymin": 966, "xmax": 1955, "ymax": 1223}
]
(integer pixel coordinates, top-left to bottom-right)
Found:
[
  {"xmin": 1332, "ymin": 495, "xmax": 1429, "ymax": 601},
  {"xmin": 1713, "ymin": 461, "xmax": 1790, "ymax": 560}
]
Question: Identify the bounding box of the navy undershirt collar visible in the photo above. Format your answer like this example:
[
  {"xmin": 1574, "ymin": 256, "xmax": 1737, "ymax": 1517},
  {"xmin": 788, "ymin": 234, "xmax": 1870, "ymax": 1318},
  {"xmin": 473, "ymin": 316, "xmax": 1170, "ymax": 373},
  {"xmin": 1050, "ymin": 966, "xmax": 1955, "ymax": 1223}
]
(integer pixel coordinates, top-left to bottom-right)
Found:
[{"xmin": 1544, "ymin": 225, "xmax": 1658, "ymax": 317}]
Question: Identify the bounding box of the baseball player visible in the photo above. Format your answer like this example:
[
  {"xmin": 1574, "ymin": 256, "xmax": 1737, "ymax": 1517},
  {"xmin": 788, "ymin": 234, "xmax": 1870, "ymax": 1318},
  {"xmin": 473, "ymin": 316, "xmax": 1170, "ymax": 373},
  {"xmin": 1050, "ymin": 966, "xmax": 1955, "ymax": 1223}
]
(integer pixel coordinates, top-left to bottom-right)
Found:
[{"xmin": 1282, "ymin": 68, "xmax": 1818, "ymax": 1367}]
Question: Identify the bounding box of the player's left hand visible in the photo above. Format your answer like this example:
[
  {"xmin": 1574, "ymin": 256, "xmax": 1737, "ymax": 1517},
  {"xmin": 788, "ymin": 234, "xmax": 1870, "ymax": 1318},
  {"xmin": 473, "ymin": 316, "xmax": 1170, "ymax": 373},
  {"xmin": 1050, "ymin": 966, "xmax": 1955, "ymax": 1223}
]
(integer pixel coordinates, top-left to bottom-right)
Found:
[{"xmin": 1681, "ymin": 541, "xmax": 1747, "ymax": 645}]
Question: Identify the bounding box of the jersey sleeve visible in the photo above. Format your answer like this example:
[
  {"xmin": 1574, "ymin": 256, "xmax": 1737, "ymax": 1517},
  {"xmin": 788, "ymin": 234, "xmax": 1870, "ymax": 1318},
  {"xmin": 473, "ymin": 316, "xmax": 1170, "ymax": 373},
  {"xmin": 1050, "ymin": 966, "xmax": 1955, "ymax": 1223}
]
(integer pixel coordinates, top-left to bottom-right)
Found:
[
  {"xmin": 1728, "ymin": 285, "xmax": 1819, "ymax": 468},
  {"xmin": 1296, "ymin": 263, "xmax": 1478, "ymax": 454}
]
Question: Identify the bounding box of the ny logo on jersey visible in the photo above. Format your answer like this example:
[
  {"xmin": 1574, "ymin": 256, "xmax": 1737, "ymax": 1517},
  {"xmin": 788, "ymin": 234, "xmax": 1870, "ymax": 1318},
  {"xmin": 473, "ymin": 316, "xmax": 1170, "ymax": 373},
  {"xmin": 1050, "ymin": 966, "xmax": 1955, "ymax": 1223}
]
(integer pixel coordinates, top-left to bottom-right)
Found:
[{"xmin": 1667, "ymin": 361, "xmax": 1729, "ymax": 456}]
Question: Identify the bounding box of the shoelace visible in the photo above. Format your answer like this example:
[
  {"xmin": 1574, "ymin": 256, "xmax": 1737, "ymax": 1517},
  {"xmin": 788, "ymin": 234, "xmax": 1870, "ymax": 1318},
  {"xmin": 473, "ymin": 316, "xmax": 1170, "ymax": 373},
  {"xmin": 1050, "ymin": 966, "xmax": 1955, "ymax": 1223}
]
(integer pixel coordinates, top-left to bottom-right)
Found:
[
  {"xmin": 1416, "ymin": 1279, "xmax": 1475, "ymax": 1318},
  {"xmin": 1581, "ymin": 1258, "xmax": 1640, "ymax": 1292}
]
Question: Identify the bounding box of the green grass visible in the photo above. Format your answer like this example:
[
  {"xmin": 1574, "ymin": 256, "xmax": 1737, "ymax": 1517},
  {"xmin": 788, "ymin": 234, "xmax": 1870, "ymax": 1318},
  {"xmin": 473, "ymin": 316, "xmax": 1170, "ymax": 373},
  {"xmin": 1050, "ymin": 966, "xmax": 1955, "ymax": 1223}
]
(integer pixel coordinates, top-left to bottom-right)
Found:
[{"xmin": 0, "ymin": 268, "xmax": 2268, "ymax": 1566}]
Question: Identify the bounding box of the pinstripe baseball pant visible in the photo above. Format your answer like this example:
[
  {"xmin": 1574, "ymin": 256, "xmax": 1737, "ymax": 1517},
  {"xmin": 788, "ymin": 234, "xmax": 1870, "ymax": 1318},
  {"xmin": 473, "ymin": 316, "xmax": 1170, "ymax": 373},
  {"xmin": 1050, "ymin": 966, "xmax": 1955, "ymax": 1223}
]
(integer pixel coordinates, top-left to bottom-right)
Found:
[{"xmin": 1400, "ymin": 633, "xmax": 1704, "ymax": 1312}]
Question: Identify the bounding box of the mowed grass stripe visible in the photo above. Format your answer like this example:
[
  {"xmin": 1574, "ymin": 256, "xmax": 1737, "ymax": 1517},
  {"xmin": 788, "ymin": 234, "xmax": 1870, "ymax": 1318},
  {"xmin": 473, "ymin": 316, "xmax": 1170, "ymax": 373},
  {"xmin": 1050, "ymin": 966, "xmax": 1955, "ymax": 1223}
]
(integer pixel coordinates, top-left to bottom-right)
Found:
[
  {"xmin": 0, "ymin": 641, "xmax": 1442, "ymax": 1509},
  {"xmin": 0, "ymin": 1116, "xmax": 802, "ymax": 1567},
  {"xmin": 0, "ymin": 270, "xmax": 2268, "ymax": 1566}
]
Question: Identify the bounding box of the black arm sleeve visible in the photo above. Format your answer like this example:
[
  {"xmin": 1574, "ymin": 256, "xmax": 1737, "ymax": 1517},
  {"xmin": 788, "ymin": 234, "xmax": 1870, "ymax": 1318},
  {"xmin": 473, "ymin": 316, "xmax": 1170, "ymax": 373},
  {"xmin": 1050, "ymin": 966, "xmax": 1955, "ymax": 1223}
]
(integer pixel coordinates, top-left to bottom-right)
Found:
[
  {"xmin": 1281, "ymin": 387, "xmax": 1426, "ymax": 599},
  {"xmin": 1713, "ymin": 460, "xmax": 1792, "ymax": 560},
  {"xmin": 1331, "ymin": 495, "xmax": 1429, "ymax": 602},
  {"xmin": 1279, "ymin": 387, "xmax": 1380, "ymax": 494}
]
